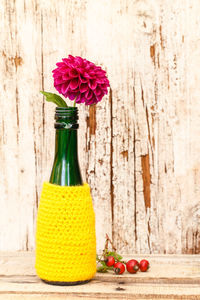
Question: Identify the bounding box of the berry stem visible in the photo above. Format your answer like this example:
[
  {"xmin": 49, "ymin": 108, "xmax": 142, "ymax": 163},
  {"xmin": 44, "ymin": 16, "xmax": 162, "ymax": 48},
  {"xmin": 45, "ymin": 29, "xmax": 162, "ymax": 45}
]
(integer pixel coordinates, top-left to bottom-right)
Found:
[
  {"xmin": 96, "ymin": 254, "xmax": 104, "ymax": 262},
  {"xmin": 120, "ymin": 260, "xmax": 127, "ymax": 264},
  {"xmin": 105, "ymin": 234, "xmax": 117, "ymax": 251}
]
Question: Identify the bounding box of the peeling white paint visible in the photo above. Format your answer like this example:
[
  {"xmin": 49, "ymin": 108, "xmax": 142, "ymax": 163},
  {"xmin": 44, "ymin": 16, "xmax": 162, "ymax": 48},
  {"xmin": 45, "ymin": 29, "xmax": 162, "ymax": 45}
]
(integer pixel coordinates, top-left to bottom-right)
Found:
[{"xmin": 0, "ymin": 0, "xmax": 200, "ymax": 254}]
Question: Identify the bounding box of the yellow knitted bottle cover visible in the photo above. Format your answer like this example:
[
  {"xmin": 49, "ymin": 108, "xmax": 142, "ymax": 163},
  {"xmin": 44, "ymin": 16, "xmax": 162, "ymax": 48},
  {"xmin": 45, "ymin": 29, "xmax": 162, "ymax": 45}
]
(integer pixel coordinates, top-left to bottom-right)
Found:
[{"xmin": 35, "ymin": 182, "xmax": 96, "ymax": 283}]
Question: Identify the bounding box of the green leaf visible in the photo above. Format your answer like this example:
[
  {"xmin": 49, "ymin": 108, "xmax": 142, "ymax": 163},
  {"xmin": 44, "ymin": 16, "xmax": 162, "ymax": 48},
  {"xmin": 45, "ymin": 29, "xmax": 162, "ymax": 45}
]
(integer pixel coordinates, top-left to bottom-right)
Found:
[
  {"xmin": 40, "ymin": 91, "xmax": 67, "ymax": 107},
  {"xmin": 106, "ymin": 251, "xmax": 123, "ymax": 262},
  {"xmin": 116, "ymin": 254, "xmax": 123, "ymax": 261},
  {"xmin": 100, "ymin": 261, "xmax": 107, "ymax": 267}
]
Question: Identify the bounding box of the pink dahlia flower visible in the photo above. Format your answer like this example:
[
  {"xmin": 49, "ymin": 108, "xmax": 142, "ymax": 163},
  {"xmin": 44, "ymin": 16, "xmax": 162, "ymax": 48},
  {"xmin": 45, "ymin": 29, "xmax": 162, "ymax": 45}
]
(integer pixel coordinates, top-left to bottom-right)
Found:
[{"xmin": 52, "ymin": 55, "xmax": 110, "ymax": 105}]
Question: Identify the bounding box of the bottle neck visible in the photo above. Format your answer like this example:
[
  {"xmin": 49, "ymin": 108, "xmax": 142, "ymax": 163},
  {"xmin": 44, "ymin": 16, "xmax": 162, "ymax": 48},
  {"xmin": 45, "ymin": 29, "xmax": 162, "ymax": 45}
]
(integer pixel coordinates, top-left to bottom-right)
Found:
[
  {"xmin": 55, "ymin": 129, "xmax": 78, "ymax": 159},
  {"xmin": 49, "ymin": 107, "xmax": 83, "ymax": 186}
]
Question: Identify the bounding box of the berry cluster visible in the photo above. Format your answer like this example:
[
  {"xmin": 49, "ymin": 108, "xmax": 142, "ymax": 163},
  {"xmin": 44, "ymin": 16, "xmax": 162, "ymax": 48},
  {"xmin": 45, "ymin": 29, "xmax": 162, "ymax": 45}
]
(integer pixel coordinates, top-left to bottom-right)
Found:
[
  {"xmin": 96, "ymin": 235, "xmax": 150, "ymax": 275},
  {"xmin": 106, "ymin": 257, "xmax": 149, "ymax": 274}
]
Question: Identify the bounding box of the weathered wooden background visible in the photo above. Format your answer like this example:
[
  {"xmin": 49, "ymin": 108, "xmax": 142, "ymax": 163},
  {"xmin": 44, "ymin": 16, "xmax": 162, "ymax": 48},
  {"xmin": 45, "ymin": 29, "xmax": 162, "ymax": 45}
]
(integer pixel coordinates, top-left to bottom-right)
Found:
[{"xmin": 0, "ymin": 0, "xmax": 200, "ymax": 254}]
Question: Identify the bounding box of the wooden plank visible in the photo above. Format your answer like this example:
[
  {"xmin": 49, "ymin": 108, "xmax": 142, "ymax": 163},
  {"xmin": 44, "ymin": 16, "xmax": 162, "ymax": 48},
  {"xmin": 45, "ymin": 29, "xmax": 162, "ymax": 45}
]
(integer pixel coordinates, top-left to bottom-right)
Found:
[
  {"xmin": 1, "ymin": 252, "xmax": 200, "ymax": 281},
  {"xmin": 0, "ymin": 0, "xmax": 42, "ymax": 251},
  {"xmin": 0, "ymin": 253, "xmax": 200, "ymax": 299},
  {"xmin": 85, "ymin": 0, "xmax": 113, "ymax": 251},
  {"xmin": 0, "ymin": 277, "xmax": 200, "ymax": 299},
  {"xmin": 0, "ymin": 283, "xmax": 200, "ymax": 300}
]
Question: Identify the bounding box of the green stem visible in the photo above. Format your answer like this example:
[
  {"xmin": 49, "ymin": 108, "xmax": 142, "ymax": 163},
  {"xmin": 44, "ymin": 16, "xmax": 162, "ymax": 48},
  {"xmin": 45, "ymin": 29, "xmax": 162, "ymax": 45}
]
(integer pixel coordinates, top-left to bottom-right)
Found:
[{"xmin": 73, "ymin": 95, "xmax": 77, "ymax": 107}]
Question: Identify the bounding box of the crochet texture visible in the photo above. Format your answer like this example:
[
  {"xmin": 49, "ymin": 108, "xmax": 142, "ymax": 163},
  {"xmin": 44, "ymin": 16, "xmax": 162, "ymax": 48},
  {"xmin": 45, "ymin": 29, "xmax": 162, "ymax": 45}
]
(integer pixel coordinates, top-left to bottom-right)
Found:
[{"xmin": 35, "ymin": 182, "xmax": 96, "ymax": 282}]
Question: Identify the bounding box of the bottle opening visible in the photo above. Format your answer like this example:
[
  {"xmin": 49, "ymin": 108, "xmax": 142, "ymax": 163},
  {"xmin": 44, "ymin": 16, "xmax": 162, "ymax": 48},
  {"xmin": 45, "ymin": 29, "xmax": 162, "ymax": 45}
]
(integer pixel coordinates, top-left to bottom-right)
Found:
[
  {"xmin": 55, "ymin": 106, "xmax": 78, "ymax": 115},
  {"xmin": 55, "ymin": 107, "xmax": 79, "ymax": 129}
]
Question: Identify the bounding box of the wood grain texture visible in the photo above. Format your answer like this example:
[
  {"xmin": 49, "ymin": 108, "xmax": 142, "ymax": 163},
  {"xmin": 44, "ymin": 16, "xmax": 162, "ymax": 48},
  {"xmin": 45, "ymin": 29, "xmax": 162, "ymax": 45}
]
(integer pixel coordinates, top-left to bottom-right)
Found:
[
  {"xmin": 0, "ymin": 252, "xmax": 200, "ymax": 299},
  {"xmin": 0, "ymin": 0, "xmax": 200, "ymax": 254}
]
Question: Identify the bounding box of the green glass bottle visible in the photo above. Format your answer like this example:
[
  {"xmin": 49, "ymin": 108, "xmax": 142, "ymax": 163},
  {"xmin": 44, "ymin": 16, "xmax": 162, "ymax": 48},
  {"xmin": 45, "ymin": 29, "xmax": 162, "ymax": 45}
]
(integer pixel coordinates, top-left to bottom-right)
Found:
[
  {"xmin": 49, "ymin": 107, "xmax": 83, "ymax": 186},
  {"xmin": 44, "ymin": 107, "xmax": 89, "ymax": 286}
]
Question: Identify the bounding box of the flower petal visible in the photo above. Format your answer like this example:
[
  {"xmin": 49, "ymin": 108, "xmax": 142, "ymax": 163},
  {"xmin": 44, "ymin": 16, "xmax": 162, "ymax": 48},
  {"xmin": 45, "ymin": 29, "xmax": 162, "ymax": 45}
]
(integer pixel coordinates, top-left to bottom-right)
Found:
[
  {"xmin": 85, "ymin": 89, "xmax": 93, "ymax": 100},
  {"xmin": 69, "ymin": 68, "xmax": 79, "ymax": 77},
  {"xmin": 70, "ymin": 78, "xmax": 79, "ymax": 90},
  {"xmin": 67, "ymin": 91, "xmax": 78, "ymax": 100},
  {"xmin": 83, "ymin": 72, "xmax": 92, "ymax": 79},
  {"xmin": 79, "ymin": 74, "xmax": 87, "ymax": 83},
  {"xmin": 96, "ymin": 93, "xmax": 103, "ymax": 101},
  {"xmin": 80, "ymin": 83, "xmax": 89, "ymax": 93},
  {"xmin": 75, "ymin": 93, "xmax": 81, "ymax": 103},
  {"xmin": 89, "ymin": 79, "xmax": 97, "ymax": 90},
  {"xmin": 54, "ymin": 77, "xmax": 66, "ymax": 85},
  {"xmin": 54, "ymin": 84, "xmax": 62, "ymax": 93},
  {"xmin": 61, "ymin": 83, "xmax": 70, "ymax": 94},
  {"xmin": 94, "ymin": 86, "xmax": 101, "ymax": 96},
  {"xmin": 85, "ymin": 97, "xmax": 97, "ymax": 105},
  {"xmin": 75, "ymin": 56, "xmax": 83, "ymax": 65},
  {"xmin": 62, "ymin": 74, "xmax": 70, "ymax": 80},
  {"xmin": 56, "ymin": 62, "xmax": 65, "ymax": 67},
  {"xmin": 59, "ymin": 67, "xmax": 68, "ymax": 74}
]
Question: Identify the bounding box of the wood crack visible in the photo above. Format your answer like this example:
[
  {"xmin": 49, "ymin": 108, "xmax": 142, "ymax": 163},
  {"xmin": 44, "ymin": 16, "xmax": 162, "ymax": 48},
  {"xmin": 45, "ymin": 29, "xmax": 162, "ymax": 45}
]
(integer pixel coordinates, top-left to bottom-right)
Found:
[
  {"xmin": 141, "ymin": 154, "xmax": 151, "ymax": 210},
  {"xmin": 88, "ymin": 105, "xmax": 96, "ymax": 135},
  {"xmin": 109, "ymin": 88, "xmax": 114, "ymax": 242},
  {"xmin": 133, "ymin": 78, "xmax": 137, "ymax": 247},
  {"xmin": 146, "ymin": 106, "xmax": 154, "ymax": 161},
  {"xmin": 41, "ymin": 11, "xmax": 45, "ymax": 141},
  {"xmin": 15, "ymin": 87, "xmax": 19, "ymax": 144}
]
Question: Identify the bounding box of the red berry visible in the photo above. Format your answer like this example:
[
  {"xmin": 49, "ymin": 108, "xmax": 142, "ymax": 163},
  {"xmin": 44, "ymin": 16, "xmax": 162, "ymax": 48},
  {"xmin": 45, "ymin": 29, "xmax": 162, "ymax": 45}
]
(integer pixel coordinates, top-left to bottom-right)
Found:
[
  {"xmin": 114, "ymin": 262, "xmax": 125, "ymax": 274},
  {"xmin": 139, "ymin": 259, "xmax": 149, "ymax": 272},
  {"xmin": 105, "ymin": 256, "xmax": 115, "ymax": 267},
  {"xmin": 126, "ymin": 259, "xmax": 139, "ymax": 274}
]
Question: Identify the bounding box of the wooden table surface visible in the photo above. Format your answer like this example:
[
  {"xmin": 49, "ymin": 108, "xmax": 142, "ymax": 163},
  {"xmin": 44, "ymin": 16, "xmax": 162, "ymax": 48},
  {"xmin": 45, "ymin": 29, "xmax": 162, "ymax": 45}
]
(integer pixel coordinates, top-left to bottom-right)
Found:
[{"xmin": 0, "ymin": 252, "xmax": 199, "ymax": 299}]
